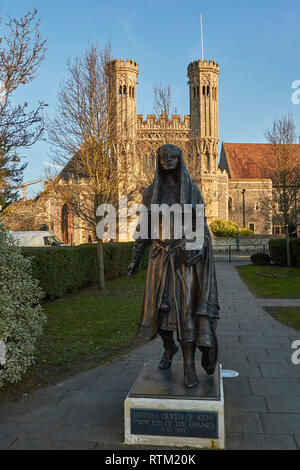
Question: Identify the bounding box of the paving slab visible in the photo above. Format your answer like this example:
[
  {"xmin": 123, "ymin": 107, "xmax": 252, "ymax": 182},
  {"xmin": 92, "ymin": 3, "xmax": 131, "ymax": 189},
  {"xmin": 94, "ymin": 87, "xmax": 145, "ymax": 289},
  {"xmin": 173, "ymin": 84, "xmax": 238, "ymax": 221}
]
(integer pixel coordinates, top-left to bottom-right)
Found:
[
  {"xmin": 223, "ymin": 377, "xmax": 252, "ymax": 396},
  {"xmin": 8, "ymin": 438, "xmax": 96, "ymax": 450},
  {"xmin": 225, "ymin": 411, "xmax": 264, "ymax": 433},
  {"xmin": 261, "ymin": 413, "xmax": 300, "ymax": 435},
  {"xmin": 294, "ymin": 435, "xmax": 300, "ymax": 449},
  {"xmin": 54, "ymin": 424, "xmax": 124, "ymax": 443},
  {"xmin": 224, "ymin": 395, "xmax": 268, "ymax": 413},
  {"xmin": 0, "ymin": 436, "xmax": 17, "ymax": 451},
  {"xmin": 226, "ymin": 433, "xmax": 298, "ymax": 450},
  {"xmin": 259, "ymin": 363, "xmax": 300, "ymax": 378},
  {"xmin": 222, "ymin": 362, "xmax": 262, "ymax": 378},
  {"xmin": 249, "ymin": 377, "xmax": 300, "ymax": 397},
  {"xmin": 0, "ymin": 422, "xmax": 62, "ymax": 441},
  {"xmin": 265, "ymin": 396, "xmax": 300, "ymax": 414}
]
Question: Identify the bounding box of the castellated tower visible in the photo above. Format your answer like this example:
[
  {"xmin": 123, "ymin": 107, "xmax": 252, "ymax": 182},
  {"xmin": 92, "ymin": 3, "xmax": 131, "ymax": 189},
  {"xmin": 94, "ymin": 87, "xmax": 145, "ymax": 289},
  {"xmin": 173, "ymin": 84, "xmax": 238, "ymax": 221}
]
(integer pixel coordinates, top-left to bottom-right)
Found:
[
  {"xmin": 108, "ymin": 58, "xmax": 138, "ymax": 139},
  {"xmin": 187, "ymin": 60, "xmax": 226, "ymax": 222},
  {"xmin": 187, "ymin": 60, "xmax": 219, "ymax": 174}
]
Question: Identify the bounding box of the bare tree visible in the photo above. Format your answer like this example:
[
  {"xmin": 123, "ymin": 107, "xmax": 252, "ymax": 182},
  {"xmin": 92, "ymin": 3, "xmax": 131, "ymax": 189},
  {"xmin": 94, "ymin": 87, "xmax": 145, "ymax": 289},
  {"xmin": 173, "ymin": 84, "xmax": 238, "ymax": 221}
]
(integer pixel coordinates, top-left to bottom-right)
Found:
[
  {"xmin": 259, "ymin": 115, "xmax": 300, "ymax": 266},
  {"xmin": 153, "ymin": 82, "xmax": 178, "ymax": 119},
  {"xmin": 151, "ymin": 81, "xmax": 180, "ymax": 147},
  {"xmin": 48, "ymin": 43, "xmax": 135, "ymax": 290},
  {"xmin": 0, "ymin": 9, "xmax": 47, "ymax": 206}
]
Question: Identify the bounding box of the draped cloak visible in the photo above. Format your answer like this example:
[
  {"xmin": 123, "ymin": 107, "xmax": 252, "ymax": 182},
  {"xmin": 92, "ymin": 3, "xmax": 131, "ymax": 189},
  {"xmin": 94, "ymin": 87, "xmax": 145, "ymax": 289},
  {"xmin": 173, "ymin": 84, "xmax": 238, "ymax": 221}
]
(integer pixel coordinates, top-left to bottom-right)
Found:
[{"xmin": 133, "ymin": 147, "xmax": 220, "ymax": 344}]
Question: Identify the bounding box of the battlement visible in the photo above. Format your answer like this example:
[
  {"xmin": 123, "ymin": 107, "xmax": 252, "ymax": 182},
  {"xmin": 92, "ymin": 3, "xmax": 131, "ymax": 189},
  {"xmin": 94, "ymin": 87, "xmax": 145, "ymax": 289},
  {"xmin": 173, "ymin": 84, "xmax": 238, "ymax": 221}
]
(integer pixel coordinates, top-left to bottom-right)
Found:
[
  {"xmin": 109, "ymin": 58, "xmax": 138, "ymax": 70},
  {"xmin": 137, "ymin": 114, "xmax": 190, "ymax": 124},
  {"xmin": 187, "ymin": 59, "xmax": 219, "ymax": 75},
  {"xmin": 137, "ymin": 114, "xmax": 190, "ymax": 131}
]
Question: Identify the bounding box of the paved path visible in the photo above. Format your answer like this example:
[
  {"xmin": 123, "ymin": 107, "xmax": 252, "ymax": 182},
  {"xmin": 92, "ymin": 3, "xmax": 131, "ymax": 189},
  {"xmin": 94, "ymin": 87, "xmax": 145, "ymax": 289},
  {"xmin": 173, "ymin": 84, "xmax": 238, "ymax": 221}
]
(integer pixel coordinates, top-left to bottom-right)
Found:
[{"xmin": 0, "ymin": 263, "xmax": 299, "ymax": 450}]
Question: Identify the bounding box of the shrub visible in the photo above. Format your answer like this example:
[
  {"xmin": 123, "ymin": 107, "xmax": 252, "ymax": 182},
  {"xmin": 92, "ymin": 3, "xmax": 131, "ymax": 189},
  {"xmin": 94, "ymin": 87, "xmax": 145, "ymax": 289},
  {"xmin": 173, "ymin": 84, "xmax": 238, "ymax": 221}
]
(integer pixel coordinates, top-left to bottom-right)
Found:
[
  {"xmin": 210, "ymin": 219, "xmax": 239, "ymax": 237},
  {"xmin": 210, "ymin": 219, "xmax": 254, "ymax": 237},
  {"xmin": 20, "ymin": 241, "xmax": 150, "ymax": 299},
  {"xmin": 291, "ymin": 239, "xmax": 300, "ymax": 267},
  {"xmin": 269, "ymin": 238, "xmax": 300, "ymax": 266},
  {"xmin": 250, "ymin": 252, "xmax": 271, "ymax": 265},
  {"xmin": 269, "ymin": 239, "xmax": 287, "ymax": 265},
  {"xmin": 0, "ymin": 228, "xmax": 46, "ymax": 388},
  {"xmin": 238, "ymin": 228, "xmax": 253, "ymax": 236}
]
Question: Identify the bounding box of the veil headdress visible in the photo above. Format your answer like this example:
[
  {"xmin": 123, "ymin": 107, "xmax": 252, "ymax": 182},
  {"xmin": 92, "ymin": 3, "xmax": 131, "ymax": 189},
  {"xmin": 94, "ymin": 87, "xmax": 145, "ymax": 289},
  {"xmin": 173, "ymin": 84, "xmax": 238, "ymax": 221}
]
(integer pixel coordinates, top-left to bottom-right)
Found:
[{"xmin": 151, "ymin": 144, "xmax": 204, "ymax": 209}]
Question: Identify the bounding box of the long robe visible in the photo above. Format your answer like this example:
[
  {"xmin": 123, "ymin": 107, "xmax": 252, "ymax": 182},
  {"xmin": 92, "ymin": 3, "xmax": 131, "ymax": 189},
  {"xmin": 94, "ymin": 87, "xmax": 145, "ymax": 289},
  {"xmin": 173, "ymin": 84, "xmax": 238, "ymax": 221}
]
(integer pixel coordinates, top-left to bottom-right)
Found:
[{"xmin": 132, "ymin": 148, "xmax": 220, "ymax": 345}]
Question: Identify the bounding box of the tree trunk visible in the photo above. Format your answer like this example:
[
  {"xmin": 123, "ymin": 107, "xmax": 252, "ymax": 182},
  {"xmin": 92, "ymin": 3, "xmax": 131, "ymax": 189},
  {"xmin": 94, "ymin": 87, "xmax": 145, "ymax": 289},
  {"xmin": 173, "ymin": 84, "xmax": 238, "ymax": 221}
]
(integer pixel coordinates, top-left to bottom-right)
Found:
[
  {"xmin": 286, "ymin": 229, "xmax": 292, "ymax": 268},
  {"xmin": 97, "ymin": 239, "xmax": 105, "ymax": 290}
]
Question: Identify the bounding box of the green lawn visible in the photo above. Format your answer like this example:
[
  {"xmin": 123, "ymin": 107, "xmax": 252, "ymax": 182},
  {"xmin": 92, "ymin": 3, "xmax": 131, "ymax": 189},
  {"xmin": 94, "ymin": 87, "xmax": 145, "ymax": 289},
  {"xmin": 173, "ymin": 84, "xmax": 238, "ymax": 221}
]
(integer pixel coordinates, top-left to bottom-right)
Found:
[
  {"xmin": 39, "ymin": 272, "xmax": 146, "ymax": 367},
  {"xmin": 0, "ymin": 271, "xmax": 146, "ymax": 402},
  {"xmin": 265, "ymin": 307, "xmax": 300, "ymax": 331},
  {"xmin": 274, "ymin": 307, "xmax": 300, "ymax": 330},
  {"xmin": 237, "ymin": 265, "xmax": 300, "ymax": 298}
]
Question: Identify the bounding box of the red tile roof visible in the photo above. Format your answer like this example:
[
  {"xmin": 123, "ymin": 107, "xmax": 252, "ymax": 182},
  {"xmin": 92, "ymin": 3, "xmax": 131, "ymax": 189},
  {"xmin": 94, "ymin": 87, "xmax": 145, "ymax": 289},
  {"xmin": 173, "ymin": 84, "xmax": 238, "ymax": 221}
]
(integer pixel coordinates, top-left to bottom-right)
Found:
[{"xmin": 222, "ymin": 142, "xmax": 300, "ymax": 179}]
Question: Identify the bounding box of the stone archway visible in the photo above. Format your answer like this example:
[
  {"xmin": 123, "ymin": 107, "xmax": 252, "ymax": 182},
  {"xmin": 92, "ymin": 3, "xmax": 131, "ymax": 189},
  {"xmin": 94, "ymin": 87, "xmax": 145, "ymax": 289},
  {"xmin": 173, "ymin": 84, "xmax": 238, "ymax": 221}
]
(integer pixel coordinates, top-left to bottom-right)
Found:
[{"xmin": 61, "ymin": 203, "xmax": 73, "ymax": 245}]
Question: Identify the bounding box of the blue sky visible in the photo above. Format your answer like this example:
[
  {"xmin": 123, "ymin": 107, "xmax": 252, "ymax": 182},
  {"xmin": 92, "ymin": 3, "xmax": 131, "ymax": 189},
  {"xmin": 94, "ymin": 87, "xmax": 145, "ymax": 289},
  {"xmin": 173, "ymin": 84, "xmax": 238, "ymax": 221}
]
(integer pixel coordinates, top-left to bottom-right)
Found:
[{"xmin": 3, "ymin": 0, "xmax": 300, "ymax": 197}]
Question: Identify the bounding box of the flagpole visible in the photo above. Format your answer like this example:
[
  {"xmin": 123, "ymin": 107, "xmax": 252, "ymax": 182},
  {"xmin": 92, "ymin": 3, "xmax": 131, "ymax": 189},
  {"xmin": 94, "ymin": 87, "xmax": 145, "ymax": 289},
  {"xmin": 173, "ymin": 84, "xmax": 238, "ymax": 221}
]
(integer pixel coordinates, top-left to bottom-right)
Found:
[{"xmin": 200, "ymin": 14, "xmax": 204, "ymax": 60}]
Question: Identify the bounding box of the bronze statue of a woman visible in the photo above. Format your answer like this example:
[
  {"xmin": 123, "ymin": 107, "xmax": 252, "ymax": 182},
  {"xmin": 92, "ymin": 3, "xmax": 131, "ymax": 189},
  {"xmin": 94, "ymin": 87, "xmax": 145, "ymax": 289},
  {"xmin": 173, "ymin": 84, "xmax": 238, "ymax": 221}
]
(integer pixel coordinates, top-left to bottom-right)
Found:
[{"xmin": 128, "ymin": 144, "xmax": 220, "ymax": 388}]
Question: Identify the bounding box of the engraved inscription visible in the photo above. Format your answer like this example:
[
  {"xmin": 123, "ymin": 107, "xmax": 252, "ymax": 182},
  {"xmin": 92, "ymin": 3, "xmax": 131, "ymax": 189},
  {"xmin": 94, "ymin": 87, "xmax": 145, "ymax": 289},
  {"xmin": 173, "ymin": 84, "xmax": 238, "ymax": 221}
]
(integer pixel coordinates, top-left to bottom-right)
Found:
[{"xmin": 131, "ymin": 409, "xmax": 218, "ymax": 439}]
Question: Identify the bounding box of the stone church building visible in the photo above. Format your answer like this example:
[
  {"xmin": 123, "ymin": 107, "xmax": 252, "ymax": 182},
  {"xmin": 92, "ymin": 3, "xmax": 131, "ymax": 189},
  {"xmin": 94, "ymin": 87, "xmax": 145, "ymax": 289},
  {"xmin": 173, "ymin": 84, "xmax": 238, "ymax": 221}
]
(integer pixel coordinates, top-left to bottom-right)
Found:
[{"xmin": 3, "ymin": 55, "xmax": 290, "ymax": 244}]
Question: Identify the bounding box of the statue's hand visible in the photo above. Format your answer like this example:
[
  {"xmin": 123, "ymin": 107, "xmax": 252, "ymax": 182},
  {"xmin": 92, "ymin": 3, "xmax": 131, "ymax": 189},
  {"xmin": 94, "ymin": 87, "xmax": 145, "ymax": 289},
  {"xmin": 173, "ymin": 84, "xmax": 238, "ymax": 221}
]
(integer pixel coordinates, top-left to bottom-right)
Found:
[{"xmin": 128, "ymin": 261, "xmax": 139, "ymax": 281}]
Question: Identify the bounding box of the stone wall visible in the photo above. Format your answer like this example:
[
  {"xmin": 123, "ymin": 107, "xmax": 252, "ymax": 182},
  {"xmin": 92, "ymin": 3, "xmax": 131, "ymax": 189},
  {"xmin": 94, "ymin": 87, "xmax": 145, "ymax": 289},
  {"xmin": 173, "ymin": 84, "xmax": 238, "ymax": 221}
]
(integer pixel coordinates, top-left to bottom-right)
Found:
[
  {"xmin": 1, "ymin": 193, "xmax": 88, "ymax": 246},
  {"xmin": 228, "ymin": 179, "xmax": 273, "ymax": 235},
  {"xmin": 211, "ymin": 234, "xmax": 284, "ymax": 249},
  {"xmin": 2, "ymin": 196, "xmax": 51, "ymax": 232}
]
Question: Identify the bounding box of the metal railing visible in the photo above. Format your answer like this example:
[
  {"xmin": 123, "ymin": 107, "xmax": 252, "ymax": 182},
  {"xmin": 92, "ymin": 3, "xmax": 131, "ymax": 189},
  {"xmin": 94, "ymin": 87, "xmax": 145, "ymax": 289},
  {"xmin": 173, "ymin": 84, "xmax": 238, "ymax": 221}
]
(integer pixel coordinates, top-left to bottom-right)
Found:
[{"xmin": 212, "ymin": 245, "xmax": 268, "ymax": 262}]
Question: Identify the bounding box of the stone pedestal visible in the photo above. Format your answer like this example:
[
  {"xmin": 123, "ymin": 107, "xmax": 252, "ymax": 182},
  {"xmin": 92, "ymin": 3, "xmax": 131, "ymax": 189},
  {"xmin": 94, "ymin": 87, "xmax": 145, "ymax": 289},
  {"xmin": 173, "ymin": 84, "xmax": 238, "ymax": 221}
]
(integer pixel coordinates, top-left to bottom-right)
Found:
[{"xmin": 124, "ymin": 361, "xmax": 225, "ymax": 449}]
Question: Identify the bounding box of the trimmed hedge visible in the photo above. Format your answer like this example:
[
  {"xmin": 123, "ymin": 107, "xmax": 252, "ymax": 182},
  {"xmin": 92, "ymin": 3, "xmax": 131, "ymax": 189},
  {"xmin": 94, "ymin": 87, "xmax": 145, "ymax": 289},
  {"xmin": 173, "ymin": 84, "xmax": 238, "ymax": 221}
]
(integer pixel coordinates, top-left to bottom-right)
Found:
[
  {"xmin": 250, "ymin": 252, "xmax": 271, "ymax": 265},
  {"xmin": 21, "ymin": 242, "xmax": 150, "ymax": 300},
  {"xmin": 269, "ymin": 238, "xmax": 300, "ymax": 267}
]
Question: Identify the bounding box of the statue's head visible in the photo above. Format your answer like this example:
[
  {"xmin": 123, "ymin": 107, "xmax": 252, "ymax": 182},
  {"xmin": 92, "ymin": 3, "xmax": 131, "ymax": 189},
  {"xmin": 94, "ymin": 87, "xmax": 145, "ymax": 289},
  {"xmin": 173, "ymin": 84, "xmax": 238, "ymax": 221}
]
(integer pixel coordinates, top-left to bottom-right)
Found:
[{"xmin": 157, "ymin": 144, "xmax": 181, "ymax": 172}]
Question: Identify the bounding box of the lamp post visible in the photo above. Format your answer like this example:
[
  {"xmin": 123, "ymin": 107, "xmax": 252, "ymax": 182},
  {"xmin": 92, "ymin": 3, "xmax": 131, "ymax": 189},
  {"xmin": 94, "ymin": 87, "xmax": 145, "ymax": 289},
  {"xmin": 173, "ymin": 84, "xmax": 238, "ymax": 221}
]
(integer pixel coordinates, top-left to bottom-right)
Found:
[
  {"xmin": 241, "ymin": 189, "xmax": 246, "ymax": 228},
  {"xmin": 235, "ymin": 183, "xmax": 240, "ymax": 250}
]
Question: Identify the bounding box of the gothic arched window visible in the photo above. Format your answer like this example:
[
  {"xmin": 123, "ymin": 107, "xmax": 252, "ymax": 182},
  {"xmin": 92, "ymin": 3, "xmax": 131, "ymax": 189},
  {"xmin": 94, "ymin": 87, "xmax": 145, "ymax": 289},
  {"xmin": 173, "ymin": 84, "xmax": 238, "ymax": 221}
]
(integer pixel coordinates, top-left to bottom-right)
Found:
[
  {"xmin": 129, "ymin": 86, "xmax": 132, "ymax": 97},
  {"xmin": 228, "ymin": 197, "xmax": 233, "ymax": 210},
  {"xmin": 123, "ymin": 85, "xmax": 126, "ymax": 96},
  {"xmin": 119, "ymin": 85, "xmax": 122, "ymax": 96},
  {"xmin": 149, "ymin": 154, "xmax": 154, "ymax": 169}
]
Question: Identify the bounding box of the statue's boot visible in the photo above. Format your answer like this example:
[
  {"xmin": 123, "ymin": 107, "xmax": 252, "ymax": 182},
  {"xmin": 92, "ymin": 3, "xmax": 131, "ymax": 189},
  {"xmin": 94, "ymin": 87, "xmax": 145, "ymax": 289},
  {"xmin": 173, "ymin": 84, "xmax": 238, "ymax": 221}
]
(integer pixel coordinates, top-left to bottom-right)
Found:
[
  {"xmin": 158, "ymin": 329, "xmax": 178, "ymax": 370},
  {"xmin": 181, "ymin": 341, "xmax": 199, "ymax": 388},
  {"xmin": 198, "ymin": 317, "xmax": 218, "ymax": 376}
]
